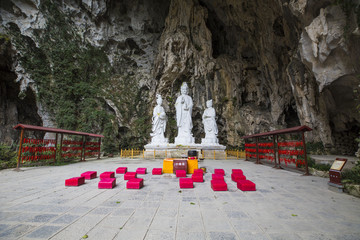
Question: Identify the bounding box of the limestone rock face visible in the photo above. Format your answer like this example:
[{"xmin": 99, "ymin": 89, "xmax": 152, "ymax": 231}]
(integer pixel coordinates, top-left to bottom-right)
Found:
[{"xmin": 0, "ymin": 0, "xmax": 359, "ymax": 155}]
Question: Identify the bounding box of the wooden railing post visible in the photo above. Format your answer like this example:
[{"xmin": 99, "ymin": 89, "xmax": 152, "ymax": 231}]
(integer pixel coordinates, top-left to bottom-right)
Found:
[
  {"xmin": 97, "ymin": 138, "xmax": 101, "ymax": 159},
  {"xmin": 16, "ymin": 128, "xmax": 25, "ymax": 171},
  {"xmin": 54, "ymin": 133, "xmax": 58, "ymax": 163},
  {"xmin": 302, "ymin": 132, "xmax": 310, "ymax": 176}
]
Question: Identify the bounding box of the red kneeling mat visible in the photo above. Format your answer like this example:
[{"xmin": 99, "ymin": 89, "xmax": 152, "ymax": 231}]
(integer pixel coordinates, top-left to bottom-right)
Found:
[
  {"xmin": 179, "ymin": 178, "xmax": 194, "ymax": 188},
  {"xmin": 231, "ymin": 173, "xmax": 246, "ymax": 182},
  {"xmin": 127, "ymin": 178, "xmax": 144, "ymax": 189},
  {"xmin": 136, "ymin": 168, "xmax": 147, "ymax": 174},
  {"xmin": 212, "ymin": 174, "xmax": 224, "ymax": 180},
  {"xmin": 152, "ymin": 168, "xmax": 162, "ymax": 175},
  {"xmin": 65, "ymin": 176, "xmax": 85, "ymax": 186},
  {"xmin": 116, "ymin": 167, "xmax": 127, "ymax": 174},
  {"xmin": 81, "ymin": 171, "xmax": 97, "ymax": 180},
  {"xmin": 124, "ymin": 172, "xmax": 137, "ymax": 180},
  {"xmin": 192, "ymin": 173, "xmax": 204, "ymax": 182},
  {"xmin": 232, "ymin": 169, "xmax": 243, "ymax": 175},
  {"xmin": 100, "ymin": 171, "xmax": 115, "ymax": 180},
  {"xmin": 176, "ymin": 170, "xmax": 186, "ymax": 178},
  {"xmin": 211, "ymin": 179, "xmax": 227, "ymax": 191},
  {"xmin": 237, "ymin": 180, "xmax": 256, "ymax": 191},
  {"xmin": 214, "ymin": 169, "xmax": 225, "ymax": 175},
  {"xmin": 98, "ymin": 178, "xmax": 116, "ymax": 189}
]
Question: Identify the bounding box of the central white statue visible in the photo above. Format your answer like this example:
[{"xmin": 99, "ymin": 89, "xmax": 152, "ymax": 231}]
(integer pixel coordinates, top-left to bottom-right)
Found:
[
  {"xmin": 201, "ymin": 99, "xmax": 219, "ymax": 144},
  {"xmin": 174, "ymin": 82, "xmax": 195, "ymax": 144}
]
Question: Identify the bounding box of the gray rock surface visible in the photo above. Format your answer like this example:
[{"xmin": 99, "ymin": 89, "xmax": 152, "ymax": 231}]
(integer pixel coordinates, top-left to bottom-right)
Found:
[{"xmin": 0, "ymin": 0, "xmax": 359, "ymax": 154}]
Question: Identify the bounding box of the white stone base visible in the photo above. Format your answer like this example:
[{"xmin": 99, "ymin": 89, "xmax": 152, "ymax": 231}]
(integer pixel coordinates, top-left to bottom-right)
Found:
[
  {"xmin": 150, "ymin": 137, "xmax": 169, "ymax": 145},
  {"xmin": 143, "ymin": 143, "xmax": 226, "ymax": 159},
  {"xmin": 174, "ymin": 136, "xmax": 195, "ymax": 145},
  {"xmin": 201, "ymin": 137, "xmax": 219, "ymax": 144}
]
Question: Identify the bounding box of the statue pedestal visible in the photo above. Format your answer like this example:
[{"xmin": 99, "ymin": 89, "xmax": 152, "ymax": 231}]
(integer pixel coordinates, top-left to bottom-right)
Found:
[
  {"xmin": 174, "ymin": 136, "xmax": 195, "ymax": 145},
  {"xmin": 143, "ymin": 143, "xmax": 226, "ymax": 159},
  {"xmin": 150, "ymin": 136, "xmax": 169, "ymax": 145},
  {"xmin": 201, "ymin": 137, "xmax": 219, "ymax": 144}
]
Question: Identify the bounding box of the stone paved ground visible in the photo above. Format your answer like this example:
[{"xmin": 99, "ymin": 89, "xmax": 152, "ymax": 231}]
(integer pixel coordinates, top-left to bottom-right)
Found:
[{"xmin": 0, "ymin": 157, "xmax": 359, "ymax": 240}]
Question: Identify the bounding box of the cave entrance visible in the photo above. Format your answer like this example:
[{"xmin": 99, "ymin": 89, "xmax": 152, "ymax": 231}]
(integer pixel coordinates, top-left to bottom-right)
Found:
[{"xmin": 324, "ymin": 75, "xmax": 360, "ymax": 156}]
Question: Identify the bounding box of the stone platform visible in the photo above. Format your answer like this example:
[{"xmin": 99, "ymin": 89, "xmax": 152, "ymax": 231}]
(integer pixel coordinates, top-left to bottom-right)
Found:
[{"xmin": 144, "ymin": 143, "xmax": 226, "ymax": 158}]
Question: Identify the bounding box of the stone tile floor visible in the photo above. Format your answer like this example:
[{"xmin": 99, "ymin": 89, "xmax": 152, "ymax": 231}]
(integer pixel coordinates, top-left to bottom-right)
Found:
[{"xmin": 0, "ymin": 158, "xmax": 359, "ymax": 240}]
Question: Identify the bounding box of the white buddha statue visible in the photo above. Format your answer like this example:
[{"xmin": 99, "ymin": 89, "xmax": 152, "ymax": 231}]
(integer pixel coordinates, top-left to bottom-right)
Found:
[
  {"xmin": 150, "ymin": 94, "xmax": 168, "ymax": 144},
  {"xmin": 174, "ymin": 82, "xmax": 195, "ymax": 144},
  {"xmin": 201, "ymin": 99, "xmax": 219, "ymax": 144}
]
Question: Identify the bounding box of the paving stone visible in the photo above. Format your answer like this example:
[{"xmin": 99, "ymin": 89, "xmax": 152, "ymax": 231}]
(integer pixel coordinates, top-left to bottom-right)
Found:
[
  {"xmin": 208, "ymin": 231, "xmax": 238, "ymax": 240},
  {"xmin": 144, "ymin": 229, "xmax": 175, "ymax": 240},
  {"xmin": 0, "ymin": 224, "xmax": 36, "ymax": 239},
  {"xmin": 176, "ymin": 231, "xmax": 206, "ymax": 240},
  {"xmin": 25, "ymin": 225, "xmax": 62, "ymax": 238},
  {"xmin": 51, "ymin": 214, "xmax": 80, "ymax": 224},
  {"xmin": 29, "ymin": 213, "xmax": 59, "ymax": 223},
  {"xmin": 268, "ymin": 232, "xmax": 302, "ymax": 240}
]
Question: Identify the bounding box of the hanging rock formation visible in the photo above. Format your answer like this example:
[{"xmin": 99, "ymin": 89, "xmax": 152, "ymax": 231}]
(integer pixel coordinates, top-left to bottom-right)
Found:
[{"xmin": 0, "ymin": 0, "xmax": 359, "ymax": 155}]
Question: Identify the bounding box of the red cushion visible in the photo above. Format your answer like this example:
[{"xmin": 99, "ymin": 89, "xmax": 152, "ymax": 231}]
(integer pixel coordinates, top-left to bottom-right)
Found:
[
  {"xmin": 80, "ymin": 171, "xmax": 97, "ymax": 180},
  {"xmin": 152, "ymin": 168, "xmax": 162, "ymax": 175},
  {"xmin": 211, "ymin": 180, "xmax": 227, "ymax": 191},
  {"xmin": 237, "ymin": 180, "xmax": 256, "ymax": 191},
  {"xmin": 176, "ymin": 170, "xmax": 187, "ymax": 177},
  {"xmin": 100, "ymin": 171, "xmax": 115, "ymax": 180},
  {"xmin": 231, "ymin": 173, "xmax": 246, "ymax": 182},
  {"xmin": 124, "ymin": 172, "xmax": 137, "ymax": 180},
  {"xmin": 232, "ymin": 169, "xmax": 243, "ymax": 175},
  {"xmin": 98, "ymin": 178, "xmax": 116, "ymax": 189},
  {"xmin": 214, "ymin": 169, "xmax": 225, "ymax": 175},
  {"xmin": 179, "ymin": 178, "xmax": 194, "ymax": 188},
  {"xmin": 191, "ymin": 174, "xmax": 204, "ymax": 182},
  {"xmin": 212, "ymin": 174, "xmax": 224, "ymax": 180},
  {"xmin": 116, "ymin": 167, "xmax": 127, "ymax": 174},
  {"xmin": 127, "ymin": 178, "xmax": 144, "ymax": 189},
  {"xmin": 136, "ymin": 168, "xmax": 147, "ymax": 174},
  {"xmin": 65, "ymin": 176, "xmax": 85, "ymax": 186},
  {"xmin": 193, "ymin": 169, "xmax": 204, "ymax": 175}
]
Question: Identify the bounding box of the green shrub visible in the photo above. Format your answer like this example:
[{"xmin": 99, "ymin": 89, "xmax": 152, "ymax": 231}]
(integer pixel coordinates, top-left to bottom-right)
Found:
[
  {"xmin": 0, "ymin": 144, "xmax": 17, "ymax": 169},
  {"xmin": 307, "ymin": 157, "xmax": 331, "ymax": 171},
  {"xmin": 342, "ymin": 161, "xmax": 360, "ymax": 184},
  {"xmin": 306, "ymin": 142, "xmax": 325, "ymax": 155}
]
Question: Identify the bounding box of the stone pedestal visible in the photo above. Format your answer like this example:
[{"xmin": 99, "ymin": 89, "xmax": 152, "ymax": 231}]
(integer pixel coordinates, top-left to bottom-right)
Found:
[
  {"xmin": 174, "ymin": 136, "xmax": 195, "ymax": 145},
  {"xmin": 144, "ymin": 143, "xmax": 226, "ymax": 159},
  {"xmin": 201, "ymin": 137, "xmax": 219, "ymax": 144}
]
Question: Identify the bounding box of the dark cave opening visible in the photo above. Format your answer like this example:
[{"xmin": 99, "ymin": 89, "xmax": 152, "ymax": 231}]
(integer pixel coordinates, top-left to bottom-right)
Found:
[
  {"xmin": 0, "ymin": 40, "xmax": 43, "ymax": 144},
  {"xmin": 324, "ymin": 75, "xmax": 360, "ymax": 156},
  {"xmin": 284, "ymin": 105, "xmax": 300, "ymax": 128}
]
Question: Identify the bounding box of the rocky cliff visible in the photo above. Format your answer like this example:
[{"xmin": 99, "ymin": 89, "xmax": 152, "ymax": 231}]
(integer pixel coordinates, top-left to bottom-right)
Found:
[{"xmin": 1, "ymin": 0, "xmax": 359, "ymax": 155}]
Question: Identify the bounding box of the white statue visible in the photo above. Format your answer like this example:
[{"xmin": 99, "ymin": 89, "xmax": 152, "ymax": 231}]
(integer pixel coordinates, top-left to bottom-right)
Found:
[
  {"xmin": 174, "ymin": 82, "xmax": 195, "ymax": 144},
  {"xmin": 150, "ymin": 94, "xmax": 168, "ymax": 144},
  {"xmin": 201, "ymin": 99, "xmax": 219, "ymax": 144}
]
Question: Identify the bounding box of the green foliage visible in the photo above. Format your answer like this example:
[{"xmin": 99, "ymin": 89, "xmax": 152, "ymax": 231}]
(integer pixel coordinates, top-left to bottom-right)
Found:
[
  {"xmin": 307, "ymin": 157, "xmax": 331, "ymax": 171},
  {"xmin": 342, "ymin": 161, "xmax": 360, "ymax": 184},
  {"xmin": 0, "ymin": 144, "xmax": 17, "ymax": 169},
  {"xmin": 7, "ymin": 0, "xmax": 119, "ymax": 148},
  {"xmin": 103, "ymin": 122, "xmax": 119, "ymax": 154},
  {"xmin": 0, "ymin": 33, "xmax": 10, "ymax": 42},
  {"xmin": 306, "ymin": 142, "xmax": 325, "ymax": 155}
]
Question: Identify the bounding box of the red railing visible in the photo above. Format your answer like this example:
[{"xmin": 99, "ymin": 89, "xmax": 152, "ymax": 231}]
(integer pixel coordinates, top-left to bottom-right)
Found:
[{"xmin": 243, "ymin": 126, "xmax": 312, "ymax": 175}]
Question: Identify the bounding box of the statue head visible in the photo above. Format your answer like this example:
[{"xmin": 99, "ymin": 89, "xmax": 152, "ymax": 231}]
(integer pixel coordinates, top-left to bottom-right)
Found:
[
  {"xmin": 180, "ymin": 82, "xmax": 188, "ymax": 95},
  {"xmin": 206, "ymin": 99, "xmax": 213, "ymax": 108},
  {"xmin": 156, "ymin": 94, "xmax": 162, "ymax": 105}
]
